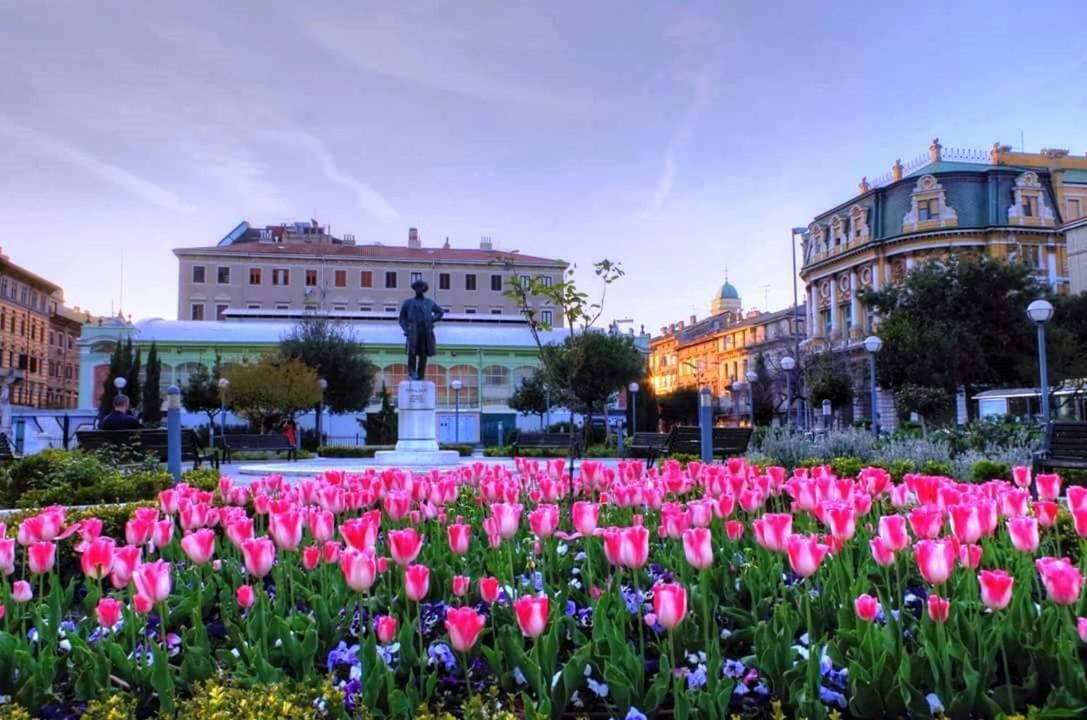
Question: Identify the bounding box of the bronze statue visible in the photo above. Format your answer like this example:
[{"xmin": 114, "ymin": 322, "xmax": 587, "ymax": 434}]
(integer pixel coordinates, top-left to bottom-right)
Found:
[{"xmin": 399, "ymin": 280, "xmax": 444, "ymax": 380}]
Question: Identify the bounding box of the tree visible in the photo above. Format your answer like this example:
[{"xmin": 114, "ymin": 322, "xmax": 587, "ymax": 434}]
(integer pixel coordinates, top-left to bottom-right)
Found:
[
  {"xmin": 1044, "ymin": 292, "xmax": 1087, "ymax": 415},
  {"xmin": 508, "ymin": 371, "xmax": 549, "ymax": 425},
  {"xmin": 98, "ymin": 336, "xmax": 139, "ymax": 417},
  {"xmin": 895, "ymin": 383, "xmax": 951, "ymax": 434},
  {"xmin": 223, "ymin": 354, "xmax": 322, "ymax": 431},
  {"xmin": 180, "ymin": 354, "xmax": 222, "ymax": 429},
  {"xmin": 629, "ymin": 379, "xmax": 659, "ymax": 433},
  {"xmin": 364, "ymin": 383, "xmax": 399, "ymax": 445},
  {"xmin": 279, "ymin": 316, "xmax": 377, "ymax": 413},
  {"xmin": 658, "ymin": 387, "xmax": 700, "ymax": 427},
  {"xmin": 142, "ymin": 341, "xmax": 162, "ymax": 426},
  {"xmin": 125, "ymin": 343, "xmax": 142, "ymax": 412},
  {"xmin": 804, "ymin": 351, "xmax": 853, "ymax": 408},
  {"xmin": 750, "ymin": 353, "xmax": 776, "ymax": 426}
]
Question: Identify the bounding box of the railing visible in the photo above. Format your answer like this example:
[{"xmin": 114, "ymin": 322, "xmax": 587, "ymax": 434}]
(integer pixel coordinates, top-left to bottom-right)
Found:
[{"xmin": 868, "ymin": 147, "xmax": 991, "ymax": 189}]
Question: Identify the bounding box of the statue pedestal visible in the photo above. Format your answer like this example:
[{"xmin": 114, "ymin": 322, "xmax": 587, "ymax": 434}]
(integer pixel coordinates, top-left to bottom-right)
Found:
[{"xmin": 373, "ymin": 380, "xmax": 461, "ymax": 466}]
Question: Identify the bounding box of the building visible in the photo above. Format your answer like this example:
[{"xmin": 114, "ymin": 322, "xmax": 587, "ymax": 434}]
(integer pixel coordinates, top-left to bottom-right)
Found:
[
  {"xmin": 77, "ymin": 314, "xmax": 568, "ymax": 445},
  {"xmin": 648, "ymin": 278, "xmax": 805, "ymax": 426},
  {"xmin": 174, "ymin": 222, "xmax": 566, "ymax": 326},
  {"xmin": 1068, "ymin": 216, "xmax": 1087, "ymax": 294},
  {"xmin": 0, "ymin": 247, "xmax": 89, "ymax": 409},
  {"xmin": 798, "ymin": 139, "xmax": 1087, "ymax": 426}
]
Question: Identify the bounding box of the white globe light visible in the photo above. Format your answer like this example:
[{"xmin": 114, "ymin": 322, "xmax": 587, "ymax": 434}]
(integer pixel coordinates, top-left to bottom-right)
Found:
[
  {"xmin": 864, "ymin": 335, "xmax": 883, "ymax": 354},
  {"xmin": 745, "ymin": 370, "xmax": 758, "ymax": 383},
  {"xmin": 450, "ymin": 379, "xmax": 463, "ymax": 391},
  {"xmin": 114, "ymin": 376, "xmax": 127, "ymax": 389},
  {"xmin": 218, "ymin": 377, "xmax": 230, "ymax": 388},
  {"xmin": 628, "ymin": 382, "xmax": 639, "ymax": 393},
  {"xmin": 1027, "ymin": 299, "xmax": 1054, "ymax": 324},
  {"xmin": 780, "ymin": 356, "xmax": 796, "ymax": 371}
]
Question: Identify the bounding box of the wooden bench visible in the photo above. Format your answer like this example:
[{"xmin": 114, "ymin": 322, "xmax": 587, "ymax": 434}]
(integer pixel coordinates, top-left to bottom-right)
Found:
[
  {"xmin": 1034, "ymin": 422, "xmax": 1087, "ymax": 474},
  {"xmin": 76, "ymin": 428, "xmax": 217, "ymax": 469},
  {"xmin": 221, "ymin": 433, "xmax": 297, "ymax": 463},
  {"xmin": 629, "ymin": 430, "xmax": 674, "ymax": 466},
  {"xmin": 665, "ymin": 426, "xmax": 753, "ymax": 461},
  {"xmin": 0, "ymin": 432, "xmax": 19, "ymax": 464},
  {"xmin": 511, "ymin": 432, "xmax": 581, "ymax": 458}
]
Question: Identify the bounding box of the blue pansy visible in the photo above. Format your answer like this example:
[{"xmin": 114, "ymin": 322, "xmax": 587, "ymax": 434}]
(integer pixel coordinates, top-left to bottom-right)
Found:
[
  {"xmin": 820, "ymin": 685, "xmax": 847, "ymax": 708},
  {"xmin": 625, "ymin": 708, "xmax": 647, "ymax": 720},
  {"xmin": 686, "ymin": 666, "xmax": 707, "ymax": 690},
  {"xmin": 723, "ymin": 659, "xmax": 746, "ymax": 678},
  {"xmin": 428, "ymin": 642, "xmax": 457, "ymax": 672}
]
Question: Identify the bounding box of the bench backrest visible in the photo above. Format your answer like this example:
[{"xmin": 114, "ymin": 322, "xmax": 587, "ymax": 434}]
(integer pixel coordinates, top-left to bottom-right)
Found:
[
  {"xmin": 76, "ymin": 429, "xmax": 202, "ymax": 459},
  {"xmin": 1047, "ymin": 422, "xmax": 1087, "ymax": 459},
  {"xmin": 670, "ymin": 426, "xmax": 753, "ymax": 455},
  {"xmin": 630, "ymin": 431, "xmax": 672, "ymax": 449},
  {"xmin": 516, "ymin": 432, "xmax": 576, "ymax": 447},
  {"xmin": 222, "ymin": 433, "xmax": 292, "ymax": 450}
]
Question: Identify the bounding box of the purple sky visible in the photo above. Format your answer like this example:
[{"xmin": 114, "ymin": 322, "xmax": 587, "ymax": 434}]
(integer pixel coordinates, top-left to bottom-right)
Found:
[{"xmin": 2, "ymin": 1, "xmax": 1085, "ymax": 332}]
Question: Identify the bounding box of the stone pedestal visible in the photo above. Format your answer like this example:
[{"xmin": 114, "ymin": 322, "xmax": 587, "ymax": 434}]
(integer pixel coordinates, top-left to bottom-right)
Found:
[{"xmin": 374, "ymin": 381, "xmax": 461, "ymax": 466}]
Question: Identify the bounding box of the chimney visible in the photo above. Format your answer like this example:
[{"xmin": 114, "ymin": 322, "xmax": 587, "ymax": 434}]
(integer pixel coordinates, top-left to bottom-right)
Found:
[
  {"xmin": 660, "ymin": 326, "xmax": 667, "ymax": 336},
  {"xmin": 480, "ymin": 236, "xmax": 493, "ymax": 251},
  {"xmin": 891, "ymin": 159, "xmax": 904, "ymax": 182},
  {"xmin": 689, "ymin": 314, "xmax": 697, "ymax": 325},
  {"xmin": 929, "ymin": 137, "xmax": 942, "ymax": 163},
  {"xmin": 408, "ymin": 227, "xmax": 420, "ymax": 249},
  {"xmin": 858, "ymin": 176, "xmax": 870, "ymax": 194}
]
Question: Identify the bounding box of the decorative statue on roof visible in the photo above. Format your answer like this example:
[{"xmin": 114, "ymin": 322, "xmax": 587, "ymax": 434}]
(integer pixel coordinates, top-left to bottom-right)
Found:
[{"xmin": 399, "ymin": 280, "xmax": 444, "ymax": 380}]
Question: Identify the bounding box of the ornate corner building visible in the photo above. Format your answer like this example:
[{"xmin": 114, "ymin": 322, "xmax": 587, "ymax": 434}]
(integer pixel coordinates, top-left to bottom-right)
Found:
[{"xmin": 799, "ymin": 139, "xmax": 1087, "ymax": 425}]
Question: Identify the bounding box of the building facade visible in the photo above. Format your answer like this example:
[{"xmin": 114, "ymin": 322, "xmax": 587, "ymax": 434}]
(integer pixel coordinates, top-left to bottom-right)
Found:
[
  {"xmin": 799, "ymin": 139, "xmax": 1087, "ymax": 425},
  {"xmin": 174, "ymin": 222, "xmax": 566, "ymax": 326},
  {"xmin": 648, "ymin": 279, "xmax": 805, "ymax": 426}
]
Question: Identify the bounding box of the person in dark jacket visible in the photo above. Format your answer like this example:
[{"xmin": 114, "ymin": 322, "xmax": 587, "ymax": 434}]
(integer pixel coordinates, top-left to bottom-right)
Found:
[{"xmin": 100, "ymin": 394, "xmax": 142, "ymax": 430}]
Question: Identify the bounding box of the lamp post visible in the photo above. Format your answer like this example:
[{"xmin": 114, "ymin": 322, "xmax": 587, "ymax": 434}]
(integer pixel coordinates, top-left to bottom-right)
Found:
[
  {"xmin": 317, "ymin": 377, "xmax": 328, "ymax": 446},
  {"xmin": 217, "ymin": 377, "xmax": 229, "ymax": 452},
  {"xmin": 745, "ymin": 370, "xmax": 758, "ymax": 427},
  {"xmin": 731, "ymin": 380, "xmax": 742, "ymax": 427},
  {"xmin": 699, "ymin": 386, "xmax": 713, "ymax": 463},
  {"xmin": 780, "ymin": 356, "xmax": 796, "ymax": 429},
  {"xmin": 863, "ymin": 335, "xmax": 883, "ymax": 436},
  {"xmin": 450, "ymin": 378, "xmax": 463, "ymax": 443},
  {"xmin": 166, "ymin": 385, "xmax": 181, "ymax": 483},
  {"xmin": 113, "ymin": 376, "xmax": 127, "ymax": 396},
  {"xmin": 791, "ymin": 226, "xmax": 807, "ymax": 428},
  {"xmin": 1027, "ymin": 299, "xmax": 1055, "ymax": 428},
  {"xmin": 628, "ymin": 382, "xmax": 639, "ymax": 434}
]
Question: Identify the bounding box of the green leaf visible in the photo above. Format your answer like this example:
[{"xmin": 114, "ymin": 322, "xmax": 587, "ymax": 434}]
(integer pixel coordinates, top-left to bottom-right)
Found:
[{"xmin": 150, "ymin": 645, "xmax": 176, "ymax": 715}]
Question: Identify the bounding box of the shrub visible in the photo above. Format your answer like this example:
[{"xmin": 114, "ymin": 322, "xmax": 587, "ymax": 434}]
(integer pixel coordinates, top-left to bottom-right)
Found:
[
  {"xmin": 830, "ymin": 456, "xmax": 864, "ymax": 479},
  {"xmin": 317, "ymin": 445, "xmax": 393, "ymax": 458},
  {"xmin": 81, "ymin": 694, "xmax": 136, "ymax": 720},
  {"xmin": 182, "ymin": 467, "xmax": 221, "ymax": 491},
  {"xmin": 920, "ymin": 459, "xmax": 954, "ymax": 477},
  {"xmin": 968, "ymin": 459, "xmax": 1011, "ymax": 483},
  {"xmin": 870, "ymin": 458, "xmax": 916, "ymax": 482},
  {"xmin": 174, "ymin": 679, "xmax": 344, "ymax": 720},
  {"xmin": 584, "ymin": 446, "xmax": 619, "ymax": 458},
  {"xmin": 441, "ymin": 444, "xmax": 475, "ymax": 457},
  {"xmin": 17, "ymin": 468, "xmax": 172, "ymax": 508}
]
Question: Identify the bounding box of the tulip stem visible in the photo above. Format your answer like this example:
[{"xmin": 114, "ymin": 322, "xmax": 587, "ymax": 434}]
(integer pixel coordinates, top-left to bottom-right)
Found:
[{"xmin": 998, "ymin": 625, "xmax": 1014, "ymax": 715}]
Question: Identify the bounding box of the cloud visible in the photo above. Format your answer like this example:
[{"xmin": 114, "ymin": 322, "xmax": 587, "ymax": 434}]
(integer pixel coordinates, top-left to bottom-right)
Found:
[
  {"xmin": 0, "ymin": 117, "xmax": 192, "ymax": 213},
  {"xmin": 647, "ymin": 62, "xmax": 716, "ymax": 212}
]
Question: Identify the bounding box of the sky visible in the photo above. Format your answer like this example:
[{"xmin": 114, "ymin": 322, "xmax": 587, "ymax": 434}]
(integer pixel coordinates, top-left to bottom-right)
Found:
[{"xmin": 2, "ymin": 1, "xmax": 1086, "ymax": 333}]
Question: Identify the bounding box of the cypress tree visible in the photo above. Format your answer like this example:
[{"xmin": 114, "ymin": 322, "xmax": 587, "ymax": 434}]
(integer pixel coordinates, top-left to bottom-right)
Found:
[
  {"xmin": 142, "ymin": 341, "xmax": 162, "ymax": 426},
  {"xmin": 126, "ymin": 342, "xmax": 142, "ymax": 411}
]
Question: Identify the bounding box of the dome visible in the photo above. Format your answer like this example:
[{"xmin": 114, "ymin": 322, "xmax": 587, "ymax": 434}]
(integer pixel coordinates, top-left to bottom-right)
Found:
[{"xmin": 718, "ymin": 281, "xmax": 739, "ymax": 300}]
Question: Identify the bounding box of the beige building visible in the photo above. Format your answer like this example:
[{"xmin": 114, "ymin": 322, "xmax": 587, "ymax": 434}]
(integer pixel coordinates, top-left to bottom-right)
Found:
[
  {"xmin": 1069, "ymin": 216, "xmax": 1087, "ymax": 294},
  {"xmin": 174, "ymin": 222, "xmax": 566, "ymax": 326}
]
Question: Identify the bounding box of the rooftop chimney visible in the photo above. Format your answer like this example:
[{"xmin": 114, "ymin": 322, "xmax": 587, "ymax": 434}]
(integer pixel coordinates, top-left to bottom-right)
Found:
[
  {"xmin": 929, "ymin": 137, "xmax": 942, "ymax": 163},
  {"xmin": 891, "ymin": 159, "xmax": 904, "ymax": 182},
  {"xmin": 408, "ymin": 227, "xmax": 420, "ymax": 249},
  {"xmin": 689, "ymin": 314, "xmax": 697, "ymax": 325},
  {"xmin": 480, "ymin": 236, "xmax": 493, "ymax": 250},
  {"xmin": 859, "ymin": 176, "xmax": 870, "ymax": 194}
]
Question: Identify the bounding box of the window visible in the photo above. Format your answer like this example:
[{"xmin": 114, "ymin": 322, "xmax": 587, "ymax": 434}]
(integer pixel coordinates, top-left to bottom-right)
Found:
[
  {"xmin": 305, "ymin": 269, "xmax": 318, "ymax": 287},
  {"xmin": 490, "ymin": 274, "xmax": 503, "ymax": 291},
  {"xmin": 410, "ymin": 271, "xmax": 423, "ymax": 285},
  {"xmin": 918, "ymin": 198, "xmax": 939, "ymax": 221},
  {"xmin": 1068, "ymin": 198, "xmax": 1082, "ymax": 220},
  {"xmin": 275, "ymin": 303, "xmax": 289, "ymax": 310},
  {"xmin": 272, "ymin": 268, "xmax": 290, "ymax": 286},
  {"xmin": 248, "ymin": 268, "xmax": 262, "ymax": 285},
  {"xmin": 842, "ymin": 303, "xmax": 852, "ymax": 331},
  {"xmin": 465, "ymin": 274, "xmax": 477, "ymax": 291},
  {"xmin": 1023, "ymin": 196, "xmax": 1038, "ymax": 218},
  {"xmin": 385, "ymin": 271, "xmax": 398, "ymax": 289},
  {"xmin": 359, "ymin": 305, "xmax": 372, "ymax": 312},
  {"xmin": 334, "ymin": 270, "xmax": 347, "ymax": 288},
  {"xmin": 1025, "ymin": 244, "xmax": 1044, "ymax": 269},
  {"xmin": 190, "ymin": 303, "xmax": 205, "ymax": 321},
  {"xmin": 360, "ymin": 271, "xmax": 373, "ymax": 288},
  {"xmin": 541, "ymin": 309, "xmax": 554, "ymax": 326},
  {"xmin": 217, "ymin": 266, "xmax": 230, "ymax": 284},
  {"xmin": 216, "ymin": 304, "xmax": 229, "ymax": 321},
  {"xmin": 332, "ymin": 304, "xmax": 347, "ymax": 312},
  {"xmin": 439, "ymin": 273, "xmax": 451, "ymax": 290},
  {"xmin": 192, "ymin": 265, "xmax": 206, "ymax": 284},
  {"xmin": 820, "ymin": 308, "xmax": 831, "ymax": 335},
  {"xmin": 519, "ymin": 274, "xmax": 531, "ymax": 286},
  {"xmin": 384, "ymin": 305, "xmax": 398, "ymax": 313},
  {"xmin": 246, "ymin": 303, "xmax": 261, "ymax": 310},
  {"xmin": 491, "ymin": 308, "xmax": 503, "ymax": 315},
  {"xmin": 465, "ymin": 306, "xmax": 477, "ymax": 314},
  {"xmin": 541, "ymin": 275, "xmax": 553, "ymax": 288}
]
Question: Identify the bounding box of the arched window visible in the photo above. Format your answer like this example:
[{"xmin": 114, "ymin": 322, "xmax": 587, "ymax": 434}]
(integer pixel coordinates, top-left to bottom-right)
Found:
[
  {"xmin": 174, "ymin": 362, "xmax": 207, "ymax": 389},
  {"xmin": 482, "ymin": 365, "xmax": 511, "ymax": 402},
  {"xmin": 447, "ymin": 364, "xmax": 479, "ymax": 407}
]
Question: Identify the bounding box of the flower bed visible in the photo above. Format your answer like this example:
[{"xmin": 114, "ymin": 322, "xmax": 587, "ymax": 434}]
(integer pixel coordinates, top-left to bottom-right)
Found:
[{"xmin": 0, "ymin": 458, "xmax": 1085, "ymax": 718}]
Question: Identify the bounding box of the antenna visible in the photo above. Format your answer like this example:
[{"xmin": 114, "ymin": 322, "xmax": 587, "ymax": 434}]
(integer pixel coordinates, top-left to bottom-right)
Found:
[
  {"xmin": 761, "ymin": 284, "xmax": 770, "ymax": 309},
  {"xmin": 119, "ymin": 250, "xmax": 125, "ymax": 315},
  {"xmin": 1020, "ymin": 129, "xmax": 1025, "ymax": 152}
]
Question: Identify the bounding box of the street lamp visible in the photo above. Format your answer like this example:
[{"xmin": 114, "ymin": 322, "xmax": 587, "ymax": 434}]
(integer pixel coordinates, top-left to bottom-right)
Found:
[
  {"xmin": 780, "ymin": 356, "xmax": 796, "ymax": 429},
  {"xmin": 731, "ymin": 380, "xmax": 742, "ymax": 426},
  {"xmin": 745, "ymin": 370, "xmax": 758, "ymax": 427},
  {"xmin": 217, "ymin": 377, "xmax": 229, "ymax": 452},
  {"xmin": 317, "ymin": 377, "xmax": 328, "ymax": 446},
  {"xmin": 863, "ymin": 335, "xmax": 883, "ymax": 436},
  {"xmin": 450, "ymin": 378, "xmax": 463, "ymax": 443},
  {"xmin": 113, "ymin": 376, "xmax": 127, "ymax": 395},
  {"xmin": 791, "ymin": 226, "xmax": 807, "ymax": 427},
  {"xmin": 628, "ymin": 382, "xmax": 639, "ymax": 434},
  {"xmin": 1027, "ymin": 299, "xmax": 1055, "ymax": 428}
]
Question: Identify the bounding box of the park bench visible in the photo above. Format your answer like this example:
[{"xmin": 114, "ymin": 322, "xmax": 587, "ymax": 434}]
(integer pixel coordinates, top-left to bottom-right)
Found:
[
  {"xmin": 1033, "ymin": 422, "xmax": 1087, "ymax": 474},
  {"xmin": 76, "ymin": 428, "xmax": 217, "ymax": 469},
  {"xmin": 221, "ymin": 433, "xmax": 297, "ymax": 463},
  {"xmin": 629, "ymin": 430, "xmax": 674, "ymax": 466},
  {"xmin": 665, "ymin": 426, "xmax": 753, "ymax": 462},
  {"xmin": 0, "ymin": 432, "xmax": 19, "ymax": 464},
  {"xmin": 511, "ymin": 432, "xmax": 581, "ymax": 458}
]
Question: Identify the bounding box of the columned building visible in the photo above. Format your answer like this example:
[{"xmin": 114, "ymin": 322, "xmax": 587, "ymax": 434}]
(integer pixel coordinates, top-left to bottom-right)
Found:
[{"xmin": 799, "ymin": 139, "xmax": 1087, "ymax": 425}]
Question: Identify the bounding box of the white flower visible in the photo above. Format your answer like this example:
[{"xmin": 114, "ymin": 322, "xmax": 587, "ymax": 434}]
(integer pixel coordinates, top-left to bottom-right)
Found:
[
  {"xmin": 349, "ymin": 665, "xmax": 362, "ymax": 681},
  {"xmin": 557, "ymin": 543, "xmax": 569, "ymax": 557}
]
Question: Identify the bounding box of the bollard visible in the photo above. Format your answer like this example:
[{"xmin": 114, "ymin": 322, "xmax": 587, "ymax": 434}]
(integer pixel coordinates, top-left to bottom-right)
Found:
[
  {"xmin": 699, "ymin": 386, "xmax": 713, "ymax": 464},
  {"xmin": 167, "ymin": 385, "xmax": 181, "ymax": 483},
  {"xmin": 497, "ymin": 421, "xmax": 504, "ymax": 449}
]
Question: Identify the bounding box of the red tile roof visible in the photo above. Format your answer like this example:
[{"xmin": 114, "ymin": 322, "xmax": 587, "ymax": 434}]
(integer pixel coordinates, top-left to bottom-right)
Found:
[{"xmin": 173, "ymin": 242, "xmax": 564, "ymax": 266}]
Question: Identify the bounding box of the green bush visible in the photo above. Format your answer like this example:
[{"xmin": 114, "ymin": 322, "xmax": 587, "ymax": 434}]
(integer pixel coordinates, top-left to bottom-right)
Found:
[
  {"xmin": 968, "ymin": 459, "xmax": 1011, "ymax": 483},
  {"xmin": 920, "ymin": 459, "xmax": 954, "ymax": 477},
  {"xmin": 17, "ymin": 469, "xmax": 172, "ymax": 508},
  {"xmin": 584, "ymin": 446, "xmax": 619, "ymax": 458},
  {"xmin": 870, "ymin": 458, "xmax": 916, "ymax": 481},
  {"xmin": 441, "ymin": 444, "xmax": 475, "ymax": 457},
  {"xmin": 317, "ymin": 445, "xmax": 393, "ymax": 458},
  {"xmin": 227, "ymin": 449, "xmax": 314, "ymax": 461},
  {"xmin": 181, "ymin": 467, "xmax": 220, "ymax": 491},
  {"xmin": 830, "ymin": 456, "xmax": 864, "ymax": 479},
  {"xmin": 174, "ymin": 679, "xmax": 345, "ymax": 720}
]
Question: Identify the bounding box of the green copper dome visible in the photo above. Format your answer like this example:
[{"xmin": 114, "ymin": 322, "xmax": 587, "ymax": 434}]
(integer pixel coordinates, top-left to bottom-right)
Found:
[{"xmin": 719, "ymin": 280, "xmax": 739, "ymax": 300}]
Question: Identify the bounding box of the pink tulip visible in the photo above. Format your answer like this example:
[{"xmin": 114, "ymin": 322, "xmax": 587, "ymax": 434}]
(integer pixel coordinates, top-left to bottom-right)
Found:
[
  {"xmin": 340, "ymin": 517, "xmax": 378, "ymax": 552},
  {"xmin": 96, "ymin": 597, "xmax": 123, "ymax": 628},
  {"xmin": 927, "ymin": 594, "xmax": 950, "ymax": 623},
  {"xmin": 447, "ymin": 524, "xmax": 471, "ymax": 555},
  {"xmin": 978, "ymin": 569, "xmax": 1014, "ymax": 610},
  {"xmin": 28, "ymin": 542, "xmax": 56, "ymax": 575},
  {"xmin": 302, "ymin": 546, "xmax": 320, "ymax": 571},
  {"xmin": 159, "ymin": 488, "xmax": 180, "ymax": 515},
  {"xmin": 80, "ymin": 537, "xmax": 115, "ymax": 580},
  {"xmin": 152, "ymin": 519, "xmax": 174, "ymax": 549},
  {"xmin": 133, "ymin": 594, "xmax": 153, "ymax": 614},
  {"xmin": 1034, "ymin": 501, "xmax": 1059, "ymax": 527},
  {"xmin": 1036, "ymin": 557, "xmax": 1084, "ymax": 605},
  {"xmin": 12, "ymin": 580, "xmax": 32, "ymax": 603},
  {"xmin": 307, "ymin": 510, "xmax": 336, "ymax": 544},
  {"xmin": 1078, "ymin": 617, "xmax": 1087, "ymax": 644},
  {"xmin": 383, "ymin": 490, "xmax": 411, "ymax": 520},
  {"xmin": 752, "ymin": 513, "xmax": 793, "ymax": 551},
  {"xmin": 620, "ymin": 526, "xmax": 649, "ymax": 569},
  {"xmin": 376, "ymin": 615, "xmax": 398, "ymax": 644},
  {"xmin": 1068, "ymin": 486, "xmax": 1087, "ymax": 514},
  {"xmin": 725, "ymin": 520, "xmax": 745, "ymax": 541},
  {"xmin": 914, "ymin": 539, "xmax": 956, "ymax": 585},
  {"xmin": 1011, "ymin": 465, "xmax": 1031, "ymax": 489},
  {"xmin": 652, "ymin": 582, "xmax": 688, "ymax": 630},
  {"xmin": 180, "ymin": 529, "xmax": 216, "ymax": 565},
  {"xmin": 949, "ymin": 504, "xmax": 983, "ymax": 544},
  {"xmin": 240, "ymin": 537, "xmax": 276, "ymax": 578},
  {"xmin": 269, "ymin": 509, "xmax": 304, "ymax": 552},
  {"xmin": 405, "ymin": 564, "xmax": 430, "ymax": 602},
  {"xmin": 110, "ymin": 545, "xmax": 141, "ymax": 589},
  {"xmin": 480, "ymin": 576, "xmax": 500, "ymax": 604},
  {"xmin": 572, "ymin": 502, "xmax": 600, "ymax": 535},
  {"xmin": 869, "ymin": 537, "xmax": 896, "ymax": 567},
  {"xmin": 823, "ymin": 502, "xmax": 856, "ymax": 541},
  {"xmin": 513, "ymin": 594, "xmax": 550, "ymax": 637},
  {"xmin": 490, "ymin": 503, "xmax": 523, "ymax": 539},
  {"xmin": 0, "ymin": 538, "xmax": 14, "ymax": 575},
  {"xmin": 1036, "ymin": 473, "xmax": 1062, "ymax": 501},
  {"xmin": 854, "ymin": 593, "xmax": 880, "ymax": 622},
  {"xmin": 388, "ymin": 528, "xmax": 423, "ymax": 566},
  {"xmin": 958, "ymin": 543, "xmax": 982, "ymax": 569},
  {"xmin": 322, "ymin": 541, "xmax": 341, "ymax": 565},
  {"xmin": 236, "ymin": 584, "xmax": 256, "ymax": 609},
  {"xmin": 340, "ymin": 549, "xmax": 378, "ymax": 592},
  {"xmin": 225, "ymin": 518, "xmax": 255, "ymax": 548},
  {"xmin": 132, "ymin": 560, "xmax": 172, "ymax": 602},
  {"xmin": 1007, "ymin": 516, "xmax": 1039, "ymax": 553},
  {"xmin": 528, "ymin": 504, "xmax": 560, "ymax": 539},
  {"xmin": 786, "ymin": 534, "xmax": 829, "ymax": 578},
  {"xmin": 681, "ymin": 528, "xmax": 713, "ymax": 570},
  {"xmin": 445, "ymin": 606, "xmax": 486, "ymax": 652},
  {"xmin": 452, "ymin": 575, "xmax": 470, "ymax": 597},
  {"xmin": 907, "ymin": 506, "xmax": 944, "ymax": 540}
]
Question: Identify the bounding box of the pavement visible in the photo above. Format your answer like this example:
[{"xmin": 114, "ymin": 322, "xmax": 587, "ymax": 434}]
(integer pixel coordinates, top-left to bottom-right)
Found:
[{"xmin": 216, "ymin": 455, "xmax": 631, "ymax": 481}]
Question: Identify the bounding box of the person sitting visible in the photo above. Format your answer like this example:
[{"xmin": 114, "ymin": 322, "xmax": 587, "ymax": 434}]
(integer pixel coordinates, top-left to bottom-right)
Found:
[{"xmin": 100, "ymin": 394, "xmax": 143, "ymax": 431}]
